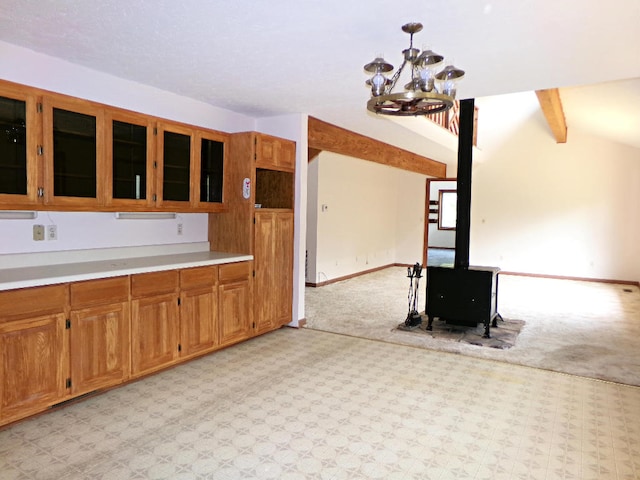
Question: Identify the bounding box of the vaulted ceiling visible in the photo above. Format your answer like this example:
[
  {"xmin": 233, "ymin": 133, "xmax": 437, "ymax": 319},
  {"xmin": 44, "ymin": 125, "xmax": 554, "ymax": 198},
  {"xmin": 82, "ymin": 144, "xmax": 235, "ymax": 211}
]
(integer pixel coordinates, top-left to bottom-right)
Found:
[{"xmin": 1, "ymin": 0, "xmax": 638, "ymax": 156}]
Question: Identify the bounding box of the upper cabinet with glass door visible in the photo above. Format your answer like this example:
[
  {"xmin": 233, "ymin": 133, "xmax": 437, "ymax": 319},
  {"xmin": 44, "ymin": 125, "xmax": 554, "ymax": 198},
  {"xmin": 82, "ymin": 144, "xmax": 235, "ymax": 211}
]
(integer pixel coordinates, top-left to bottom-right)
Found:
[
  {"xmin": 0, "ymin": 82, "xmax": 40, "ymax": 208},
  {"xmin": 105, "ymin": 111, "xmax": 155, "ymax": 210},
  {"xmin": 193, "ymin": 130, "xmax": 227, "ymax": 212},
  {"xmin": 156, "ymin": 122, "xmax": 227, "ymax": 212},
  {"xmin": 41, "ymin": 96, "xmax": 104, "ymax": 208},
  {"xmin": 156, "ymin": 122, "xmax": 194, "ymax": 210}
]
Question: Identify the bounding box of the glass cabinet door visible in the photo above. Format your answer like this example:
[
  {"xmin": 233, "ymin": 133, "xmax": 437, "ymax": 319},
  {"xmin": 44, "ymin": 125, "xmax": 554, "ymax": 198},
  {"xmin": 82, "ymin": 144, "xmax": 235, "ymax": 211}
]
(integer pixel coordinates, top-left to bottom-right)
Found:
[
  {"xmin": 157, "ymin": 122, "xmax": 194, "ymax": 206},
  {"xmin": 113, "ymin": 120, "xmax": 147, "ymax": 200},
  {"xmin": 52, "ymin": 108, "xmax": 97, "ymax": 198},
  {"xmin": 42, "ymin": 96, "xmax": 103, "ymax": 206},
  {"xmin": 199, "ymin": 136, "xmax": 224, "ymax": 203},
  {"xmin": 0, "ymin": 96, "xmax": 27, "ymax": 195},
  {"xmin": 0, "ymin": 84, "xmax": 38, "ymax": 206}
]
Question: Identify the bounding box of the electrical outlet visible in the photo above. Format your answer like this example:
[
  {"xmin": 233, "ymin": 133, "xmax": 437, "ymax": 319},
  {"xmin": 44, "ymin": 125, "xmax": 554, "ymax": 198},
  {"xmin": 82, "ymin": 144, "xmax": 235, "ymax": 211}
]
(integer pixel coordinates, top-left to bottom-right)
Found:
[
  {"xmin": 47, "ymin": 225, "xmax": 57, "ymax": 240},
  {"xmin": 33, "ymin": 224, "xmax": 45, "ymax": 241},
  {"xmin": 177, "ymin": 223, "xmax": 183, "ymax": 235}
]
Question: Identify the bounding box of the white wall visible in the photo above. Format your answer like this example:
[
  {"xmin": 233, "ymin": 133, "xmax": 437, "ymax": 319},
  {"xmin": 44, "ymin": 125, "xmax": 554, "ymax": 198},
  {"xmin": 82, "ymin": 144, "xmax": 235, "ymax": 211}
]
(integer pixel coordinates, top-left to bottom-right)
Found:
[
  {"xmin": 0, "ymin": 212, "xmax": 207, "ymax": 257},
  {"xmin": 0, "ymin": 41, "xmax": 254, "ymax": 133},
  {"xmin": 428, "ymin": 180, "xmax": 457, "ymax": 248},
  {"xmin": 471, "ymin": 91, "xmax": 640, "ymax": 282},
  {"xmin": 308, "ymin": 151, "xmax": 427, "ymax": 283}
]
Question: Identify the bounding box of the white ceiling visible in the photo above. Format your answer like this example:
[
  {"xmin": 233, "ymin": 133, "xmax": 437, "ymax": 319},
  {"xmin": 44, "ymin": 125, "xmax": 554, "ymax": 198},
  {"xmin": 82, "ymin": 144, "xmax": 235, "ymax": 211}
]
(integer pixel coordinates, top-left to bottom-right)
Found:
[{"xmin": 1, "ymin": 0, "xmax": 639, "ymax": 156}]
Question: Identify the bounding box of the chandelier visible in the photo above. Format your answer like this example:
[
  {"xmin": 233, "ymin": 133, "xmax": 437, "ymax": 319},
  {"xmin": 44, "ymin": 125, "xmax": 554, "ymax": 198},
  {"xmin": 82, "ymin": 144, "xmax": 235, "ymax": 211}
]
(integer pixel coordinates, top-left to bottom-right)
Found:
[{"xmin": 364, "ymin": 22, "xmax": 465, "ymax": 116}]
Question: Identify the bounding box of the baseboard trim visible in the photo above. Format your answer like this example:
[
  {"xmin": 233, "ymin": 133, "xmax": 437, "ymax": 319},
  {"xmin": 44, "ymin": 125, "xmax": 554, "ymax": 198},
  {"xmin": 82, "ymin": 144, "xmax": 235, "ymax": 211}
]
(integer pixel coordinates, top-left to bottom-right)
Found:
[
  {"xmin": 306, "ymin": 263, "xmax": 406, "ymax": 287},
  {"xmin": 500, "ymin": 271, "xmax": 640, "ymax": 288}
]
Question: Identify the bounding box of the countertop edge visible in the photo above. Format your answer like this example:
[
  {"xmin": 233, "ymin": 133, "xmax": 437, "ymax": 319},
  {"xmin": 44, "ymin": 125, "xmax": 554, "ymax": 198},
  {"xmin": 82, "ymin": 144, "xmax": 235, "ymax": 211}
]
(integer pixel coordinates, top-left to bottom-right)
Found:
[{"xmin": 0, "ymin": 252, "xmax": 253, "ymax": 291}]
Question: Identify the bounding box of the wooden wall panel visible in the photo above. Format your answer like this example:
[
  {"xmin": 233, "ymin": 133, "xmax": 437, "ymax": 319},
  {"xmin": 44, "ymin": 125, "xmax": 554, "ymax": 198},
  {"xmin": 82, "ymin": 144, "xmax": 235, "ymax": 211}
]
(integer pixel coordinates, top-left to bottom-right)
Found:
[{"xmin": 308, "ymin": 117, "xmax": 446, "ymax": 177}]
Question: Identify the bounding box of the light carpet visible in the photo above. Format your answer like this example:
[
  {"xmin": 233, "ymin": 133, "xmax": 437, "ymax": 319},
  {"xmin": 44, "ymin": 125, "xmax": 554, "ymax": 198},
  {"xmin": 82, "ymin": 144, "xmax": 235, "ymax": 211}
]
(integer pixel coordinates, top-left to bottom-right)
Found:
[{"xmin": 305, "ymin": 267, "xmax": 640, "ymax": 387}]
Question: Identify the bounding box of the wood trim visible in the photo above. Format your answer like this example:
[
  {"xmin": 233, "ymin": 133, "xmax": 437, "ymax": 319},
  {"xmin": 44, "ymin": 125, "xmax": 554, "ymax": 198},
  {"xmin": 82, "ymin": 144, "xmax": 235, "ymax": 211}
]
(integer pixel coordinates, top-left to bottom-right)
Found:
[
  {"xmin": 306, "ymin": 263, "xmax": 400, "ymax": 287},
  {"xmin": 308, "ymin": 117, "xmax": 446, "ymax": 177},
  {"xmin": 535, "ymin": 88, "xmax": 567, "ymax": 143},
  {"xmin": 499, "ymin": 271, "xmax": 640, "ymax": 288},
  {"xmin": 423, "ymin": 177, "xmax": 457, "ymax": 267},
  {"xmin": 308, "ymin": 148, "xmax": 322, "ymax": 161}
]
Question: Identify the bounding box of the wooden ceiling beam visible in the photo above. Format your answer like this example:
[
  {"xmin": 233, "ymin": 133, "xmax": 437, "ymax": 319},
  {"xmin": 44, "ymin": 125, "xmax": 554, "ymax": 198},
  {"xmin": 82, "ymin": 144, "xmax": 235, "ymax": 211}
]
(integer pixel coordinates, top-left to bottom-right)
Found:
[
  {"xmin": 308, "ymin": 116, "xmax": 447, "ymax": 177},
  {"xmin": 535, "ymin": 88, "xmax": 568, "ymax": 143}
]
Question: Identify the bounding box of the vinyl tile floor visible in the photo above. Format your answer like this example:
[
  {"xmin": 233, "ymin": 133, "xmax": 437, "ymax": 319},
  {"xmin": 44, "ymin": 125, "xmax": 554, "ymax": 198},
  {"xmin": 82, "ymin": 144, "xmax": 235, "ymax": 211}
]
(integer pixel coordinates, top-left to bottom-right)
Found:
[{"xmin": 1, "ymin": 328, "xmax": 639, "ymax": 480}]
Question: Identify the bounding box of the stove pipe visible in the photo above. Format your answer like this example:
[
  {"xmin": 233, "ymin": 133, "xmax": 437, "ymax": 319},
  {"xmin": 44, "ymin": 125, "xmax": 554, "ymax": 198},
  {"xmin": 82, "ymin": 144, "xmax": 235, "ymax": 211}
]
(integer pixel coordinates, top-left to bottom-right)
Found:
[{"xmin": 454, "ymin": 98, "xmax": 475, "ymax": 270}]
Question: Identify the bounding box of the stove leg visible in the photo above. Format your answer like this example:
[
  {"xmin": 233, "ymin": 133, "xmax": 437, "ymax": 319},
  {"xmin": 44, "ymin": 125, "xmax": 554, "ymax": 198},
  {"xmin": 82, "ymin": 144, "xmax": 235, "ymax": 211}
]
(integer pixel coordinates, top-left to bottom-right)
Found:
[
  {"xmin": 427, "ymin": 315, "xmax": 434, "ymax": 331},
  {"xmin": 483, "ymin": 320, "xmax": 491, "ymax": 338}
]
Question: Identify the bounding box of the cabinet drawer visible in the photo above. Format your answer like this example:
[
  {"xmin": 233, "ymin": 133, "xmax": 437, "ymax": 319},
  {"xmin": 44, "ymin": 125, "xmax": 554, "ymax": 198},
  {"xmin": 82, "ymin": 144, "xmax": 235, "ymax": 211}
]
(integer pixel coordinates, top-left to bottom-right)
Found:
[
  {"xmin": 219, "ymin": 262, "xmax": 250, "ymax": 283},
  {"xmin": 0, "ymin": 284, "xmax": 68, "ymax": 322},
  {"xmin": 180, "ymin": 266, "xmax": 218, "ymax": 290},
  {"xmin": 70, "ymin": 276, "xmax": 129, "ymax": 308},
  {"xmin": 131, "ymin": 270, "xmax": 179, "ymax": 298}
]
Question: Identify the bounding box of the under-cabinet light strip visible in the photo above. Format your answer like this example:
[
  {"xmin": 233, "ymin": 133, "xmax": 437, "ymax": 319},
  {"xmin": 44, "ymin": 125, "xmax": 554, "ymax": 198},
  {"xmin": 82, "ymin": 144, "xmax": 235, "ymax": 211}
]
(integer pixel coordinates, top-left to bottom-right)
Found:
[
  {"xmin": 114, "ymin": 212, "xmax": 177, "ymax": 220},
  {"xmin": 0, "ymin": 211, "xmax": 38, "ymax": 220}
]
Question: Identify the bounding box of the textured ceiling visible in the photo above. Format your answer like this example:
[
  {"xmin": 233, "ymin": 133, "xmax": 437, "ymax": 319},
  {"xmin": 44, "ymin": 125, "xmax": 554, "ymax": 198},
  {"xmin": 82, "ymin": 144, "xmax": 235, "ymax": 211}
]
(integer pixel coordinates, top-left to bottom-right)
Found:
[{"xmin": 0, "ymin": 0, "xmax": 639, "ymax": 152}]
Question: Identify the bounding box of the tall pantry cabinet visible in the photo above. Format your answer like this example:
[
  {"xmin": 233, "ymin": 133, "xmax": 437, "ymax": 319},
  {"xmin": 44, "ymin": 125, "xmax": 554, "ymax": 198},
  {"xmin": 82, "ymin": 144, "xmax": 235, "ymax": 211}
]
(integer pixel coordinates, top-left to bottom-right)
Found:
[{"xmin": 208, "ymin": 132, "xmax": 295, "ymax": 334}]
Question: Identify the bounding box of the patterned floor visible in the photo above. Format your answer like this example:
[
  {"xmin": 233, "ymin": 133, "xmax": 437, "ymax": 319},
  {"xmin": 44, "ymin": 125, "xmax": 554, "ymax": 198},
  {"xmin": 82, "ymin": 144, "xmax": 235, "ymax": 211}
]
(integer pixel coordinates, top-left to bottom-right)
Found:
[{"xmin": 1, "ymin": 327, "xmax": 639, "ymax": 479}]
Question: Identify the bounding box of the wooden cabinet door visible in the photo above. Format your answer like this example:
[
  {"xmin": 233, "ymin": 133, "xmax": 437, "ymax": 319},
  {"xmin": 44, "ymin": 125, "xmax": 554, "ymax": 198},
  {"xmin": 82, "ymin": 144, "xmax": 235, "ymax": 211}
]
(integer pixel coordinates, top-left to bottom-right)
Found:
[
  {"xmin": 0, "ymin": 314, "xmax": 67, "ymax": 424},
  {"xmin": 219, "ymin": 280, "xmax": 250, "ymax": 345},
  {"xmin": 273, "ymin": 212, "xmax": 294, "ymax": 326},
  {"xmin": 156, "ymin": 121, "xmax": 195, "ymax": 210},
  {"xmin": 105, "ymin": 110, "xmax": 156, "ymax": 209},
  {"xmin": 255, "ymin": 134, "xmax": 295, "ymax": 172},
  {"xmin": 70, "ymin": 302, "xmax": 130, "ymax": 396},
  {"xmin": 41, "ymin": 94, "xmax": 105, "ymax": 208},
  {"xmin": 254, "ymin": 212, "xmax": 276, "ymax": 333},
  {"xmin": 131, "ymin": 294, "xmax": 179, "ymax": 376},
  {"xmin": 254, "ymin": 211, "xmax": 294, "ymax": 334},
  {"xmin": 180, "ymin": 287, "xmax": 218, "ymax": 357},
  {"xmin": 0, "ymin": 81, "xmax": 41, "ymax": 208}
]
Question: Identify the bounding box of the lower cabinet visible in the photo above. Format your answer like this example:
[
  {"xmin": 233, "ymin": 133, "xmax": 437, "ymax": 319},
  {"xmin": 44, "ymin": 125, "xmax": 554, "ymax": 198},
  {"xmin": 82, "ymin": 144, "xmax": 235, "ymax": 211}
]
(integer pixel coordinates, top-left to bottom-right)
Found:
[
  {"xmin": 179, "ymin": 266, "xmax": 219, "ymax": 358},
  {"xmin": 69, "ymin": 276, "xmax": 130, "ymax": 396},
  {"xmin": 219, "ymin": 262, "xmax": 252, "ymax": 345},
  {"xmin": 131, "ymin": 271, "xmax": 180, "ymax": 377},
  {"xmin": 254, "ymin": 211, "xmax": 293, "ymax": 333},
  {"xmin": 0, "ymin": 260, "xmax": 255, "ymax": 427},
  {"xmin": 0, "ymin": 285, "xmax": 69, "ymax": 425}
]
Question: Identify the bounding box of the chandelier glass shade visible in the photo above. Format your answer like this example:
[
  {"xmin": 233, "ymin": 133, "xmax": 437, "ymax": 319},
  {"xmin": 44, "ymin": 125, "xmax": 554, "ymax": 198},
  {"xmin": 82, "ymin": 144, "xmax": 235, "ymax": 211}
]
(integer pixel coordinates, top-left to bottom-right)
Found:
[{"xmin": 364, "ymin": 23, "xmax": 465, "ymax": 116}]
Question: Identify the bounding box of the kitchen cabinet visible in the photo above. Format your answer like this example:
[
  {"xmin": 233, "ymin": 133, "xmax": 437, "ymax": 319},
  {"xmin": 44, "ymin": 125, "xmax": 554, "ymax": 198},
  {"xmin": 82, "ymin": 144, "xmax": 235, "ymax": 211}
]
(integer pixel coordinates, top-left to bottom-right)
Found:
[
  {"xmin": 69, "ymin": 277, "xmax": 130, "ymax": 396},
  {"xmin": 209, "ymin": 132, "xmax": 295, "ymax": 334},
  {"xmin": 218, "ymin": 261, "xmax": 252, "ymax": 345},
  {"xmin": 41, "ymin": 95, "xmax": 106, "ymax": 208},
  {"xmin": 131, "ymin": 270, "xmax": 180, "ymax": 377},
  {"xmin": 105, "ymin": 110, "xmax": 155, "ymax": 209},
  {"xmin": 0, "ymin": 284, "xmax": 69, "ymax": 425},
  {"xmin": 156, "ymin": 121, "xmax": 194, "ymax": 209},
  {"xmin": 0, "ymin": 82, "xmax": 39, "ymax": 208},
  {"xmin": 254, "ymin": 211, "xmax": 294, "ymax": 333},
  {"xmin": 179, "ymin": 265, "xmax": 219, "ymax": 358},
  {"xmin": 0, "ymin": 79, "xmax": 229, "ymax": 212},
  {"xmin": 193, "ymin": 130, "xmax": 227, "ymax": 211},
  {"xmin": 255, "ymin": 133, "xmax": 296, "ymax": 172}
]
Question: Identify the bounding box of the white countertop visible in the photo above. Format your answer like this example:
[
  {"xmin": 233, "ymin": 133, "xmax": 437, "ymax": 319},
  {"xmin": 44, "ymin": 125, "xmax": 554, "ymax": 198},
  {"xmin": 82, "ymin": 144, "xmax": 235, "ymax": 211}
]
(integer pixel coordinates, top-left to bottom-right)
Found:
[{"xmin": 0, "ymin": 251, "xmax": 253, "ymax": 291}]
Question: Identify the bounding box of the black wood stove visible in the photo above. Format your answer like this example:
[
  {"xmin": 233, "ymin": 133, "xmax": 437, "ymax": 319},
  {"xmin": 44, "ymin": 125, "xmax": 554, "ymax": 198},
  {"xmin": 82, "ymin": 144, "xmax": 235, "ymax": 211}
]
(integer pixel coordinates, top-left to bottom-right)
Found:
[
  {"xmin": 426, "ymin": 265, "xmax": 501, "ymax": 338},
  {"xmin": 425, "ymin": 99, "xmax": 502, "ymax": 338}
]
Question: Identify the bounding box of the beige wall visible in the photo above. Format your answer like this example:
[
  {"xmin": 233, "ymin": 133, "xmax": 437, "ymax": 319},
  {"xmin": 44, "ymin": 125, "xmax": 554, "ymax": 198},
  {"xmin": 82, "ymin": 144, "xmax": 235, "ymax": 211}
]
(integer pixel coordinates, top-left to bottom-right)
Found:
[
  {"xmin": 471, "ymin": 91, "xmax": 640, "ymax": 282},
  {"xmin": 306, "ymin": 152, "xmax": 426, "ymax": 283}
]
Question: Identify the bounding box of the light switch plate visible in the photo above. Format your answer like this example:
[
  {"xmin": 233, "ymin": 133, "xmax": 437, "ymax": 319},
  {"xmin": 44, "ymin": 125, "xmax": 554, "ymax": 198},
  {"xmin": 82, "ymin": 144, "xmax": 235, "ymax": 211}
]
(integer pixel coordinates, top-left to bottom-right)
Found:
[{"xmin": 33, "ymin": 224, "xmax": 45, "ymax": 241}]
